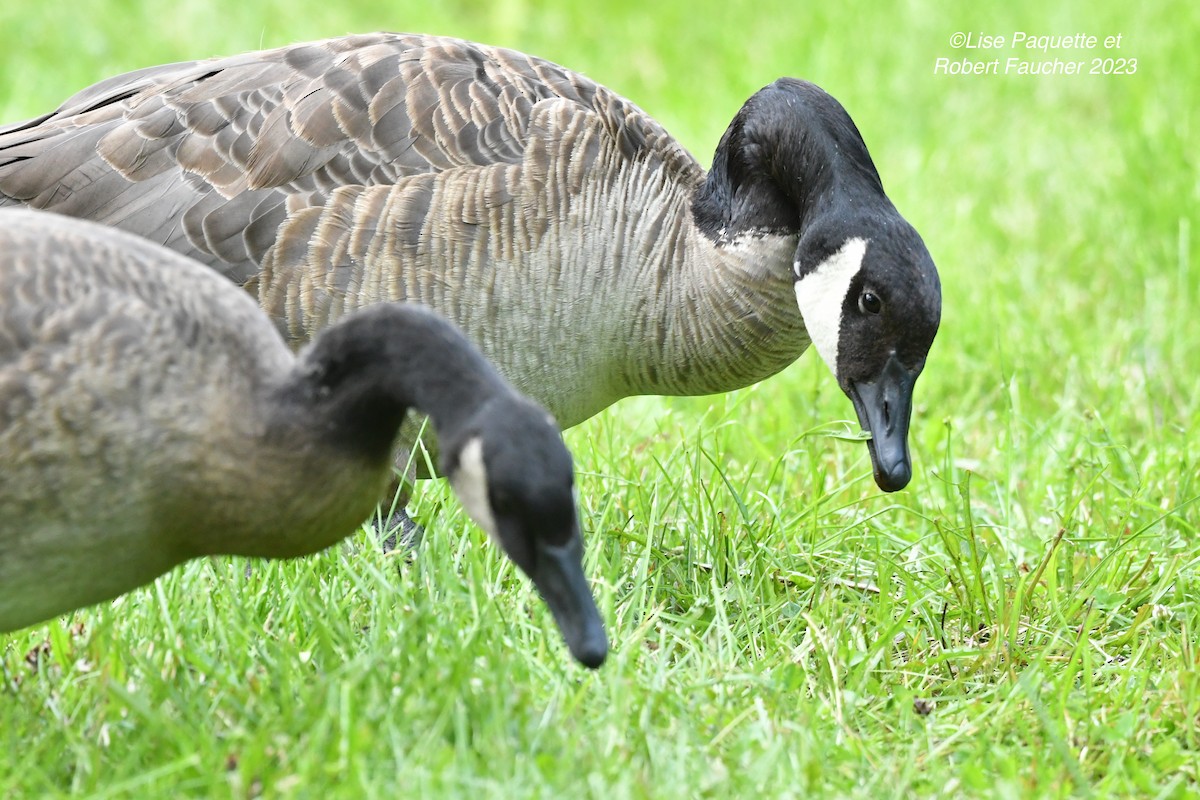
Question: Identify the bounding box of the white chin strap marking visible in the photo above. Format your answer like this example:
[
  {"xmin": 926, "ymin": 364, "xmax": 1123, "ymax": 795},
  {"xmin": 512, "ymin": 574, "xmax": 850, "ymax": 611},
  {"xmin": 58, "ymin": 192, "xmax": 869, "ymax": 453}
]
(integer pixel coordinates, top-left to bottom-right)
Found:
[
  {"xmin": 448, "ymin": 437, "xmax": 499, "ymax": 542},
  {"xmin": 793, "ymin": 237, "xmax": 868, "ymax": 375}
]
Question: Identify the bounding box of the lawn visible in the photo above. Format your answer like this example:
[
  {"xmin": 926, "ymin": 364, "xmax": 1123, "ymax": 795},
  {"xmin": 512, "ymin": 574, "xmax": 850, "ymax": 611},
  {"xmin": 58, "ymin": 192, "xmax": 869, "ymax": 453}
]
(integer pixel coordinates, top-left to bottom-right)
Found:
[{"xmin": 1, "ymin": 0, "xmax": 1197, "ymax": 797}]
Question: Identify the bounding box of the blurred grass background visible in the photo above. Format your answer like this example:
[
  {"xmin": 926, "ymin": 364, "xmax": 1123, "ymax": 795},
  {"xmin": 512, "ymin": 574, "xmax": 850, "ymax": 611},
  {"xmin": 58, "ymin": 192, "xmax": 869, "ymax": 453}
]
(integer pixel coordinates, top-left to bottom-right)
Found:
[{"xmin": 1, "ymin": 0, "xmax": 1197, "ymax": 797}]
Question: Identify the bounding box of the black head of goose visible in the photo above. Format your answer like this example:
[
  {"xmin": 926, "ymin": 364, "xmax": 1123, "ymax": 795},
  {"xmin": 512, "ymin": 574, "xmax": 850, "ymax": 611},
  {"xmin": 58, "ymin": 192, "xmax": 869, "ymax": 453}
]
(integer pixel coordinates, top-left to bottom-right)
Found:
[
  {"xmin": 694, "ymin": 77, "xmax": 941, "ymax": 490},
  {"xmin": 0, "ymin": 209, "xmax": 606, "ymax": 668},
  {"xmin": 0, "ymin": 33, "xmax": 940, "ymax": 493}
]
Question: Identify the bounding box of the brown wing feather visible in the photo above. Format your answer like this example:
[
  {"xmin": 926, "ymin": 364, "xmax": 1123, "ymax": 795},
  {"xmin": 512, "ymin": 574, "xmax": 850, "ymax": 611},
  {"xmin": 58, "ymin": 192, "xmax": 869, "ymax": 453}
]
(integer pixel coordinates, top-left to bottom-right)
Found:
[{"xmin": 0, "ymin": 32, "xmax": 699, "ymax": 287}]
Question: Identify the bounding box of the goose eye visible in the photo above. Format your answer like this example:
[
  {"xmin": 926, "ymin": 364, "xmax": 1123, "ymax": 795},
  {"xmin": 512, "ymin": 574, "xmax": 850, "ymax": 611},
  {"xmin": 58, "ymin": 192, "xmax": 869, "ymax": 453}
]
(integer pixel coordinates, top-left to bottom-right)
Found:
[{"xmin": 859, "ymin": 291, "xmax": 882, "ymax": 315}]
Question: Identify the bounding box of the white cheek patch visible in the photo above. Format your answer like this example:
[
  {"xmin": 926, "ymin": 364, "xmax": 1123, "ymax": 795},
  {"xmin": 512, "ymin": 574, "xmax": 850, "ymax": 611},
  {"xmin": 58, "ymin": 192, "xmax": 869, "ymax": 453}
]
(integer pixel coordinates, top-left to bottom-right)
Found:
[
  {"xmin": 793, "ymin": 237, "xmax": 868, "ymax": 375},
  {"xmin": 448, "ymin": 437, "xmax": 498, "ymax": 543}
]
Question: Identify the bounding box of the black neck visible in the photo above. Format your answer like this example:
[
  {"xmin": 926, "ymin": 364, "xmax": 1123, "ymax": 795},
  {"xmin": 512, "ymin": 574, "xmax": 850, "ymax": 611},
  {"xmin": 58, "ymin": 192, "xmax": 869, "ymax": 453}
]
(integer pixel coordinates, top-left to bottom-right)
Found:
[
  {"xmin": 272, "ymin": 304, "xmax": 506, "ymax": 466},
  {"xmin": 692, "ymin": 78, "xmax": 886, "ymax": 242}
]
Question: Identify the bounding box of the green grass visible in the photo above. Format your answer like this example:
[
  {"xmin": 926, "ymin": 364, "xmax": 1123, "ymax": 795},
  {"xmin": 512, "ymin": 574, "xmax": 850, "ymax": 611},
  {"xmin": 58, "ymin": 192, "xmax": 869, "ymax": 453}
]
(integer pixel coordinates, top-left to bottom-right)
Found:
[{"xmin": 2, "ymin": 0, "xmax": 1198, "ymax": 796}]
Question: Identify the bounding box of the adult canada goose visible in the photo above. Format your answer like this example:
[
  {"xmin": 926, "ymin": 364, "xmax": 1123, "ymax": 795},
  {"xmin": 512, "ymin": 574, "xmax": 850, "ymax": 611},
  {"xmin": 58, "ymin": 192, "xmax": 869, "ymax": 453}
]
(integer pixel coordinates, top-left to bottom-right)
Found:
[
  {"xmin": 0, "ymin": 33, "xmax": 940, "ymax": 507},
  {"xmin": 0, "ymin": 209, "xmax": 607, "ymax": 669}
]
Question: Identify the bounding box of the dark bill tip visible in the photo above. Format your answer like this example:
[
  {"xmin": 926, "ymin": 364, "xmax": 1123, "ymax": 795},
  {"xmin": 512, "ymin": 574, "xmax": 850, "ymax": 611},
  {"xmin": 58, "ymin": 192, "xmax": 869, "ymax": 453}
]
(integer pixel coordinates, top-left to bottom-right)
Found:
[
  {"xmin": 868, "ymin": 438, "xmax": 913, "ymax": 492},
  {"xmin": 848, "ymin": 354, "xmax": 920, "ymax": 493},
  {"xmin": 529, "ymin": 539, "xmax": 608, "ymax": 669}
]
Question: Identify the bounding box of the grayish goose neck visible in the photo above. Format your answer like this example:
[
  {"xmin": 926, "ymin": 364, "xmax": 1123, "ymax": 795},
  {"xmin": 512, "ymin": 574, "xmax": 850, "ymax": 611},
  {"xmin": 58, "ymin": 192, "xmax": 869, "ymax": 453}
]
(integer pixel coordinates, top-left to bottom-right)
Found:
[
  {"xmin": 275, "ymin": 304, "xmax": 507, "ymax": 468},
  {"xmin": 607, "ymin": 175, "xmax": 808, "ymax": 397}
]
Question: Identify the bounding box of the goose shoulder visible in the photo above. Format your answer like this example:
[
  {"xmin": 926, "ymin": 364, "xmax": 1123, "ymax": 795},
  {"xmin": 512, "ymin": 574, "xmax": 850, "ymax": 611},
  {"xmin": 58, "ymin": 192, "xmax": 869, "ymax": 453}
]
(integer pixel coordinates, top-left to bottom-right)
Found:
[{"xmin": 0, "ymin": 211, "xmax": 294, "ymax": 512}]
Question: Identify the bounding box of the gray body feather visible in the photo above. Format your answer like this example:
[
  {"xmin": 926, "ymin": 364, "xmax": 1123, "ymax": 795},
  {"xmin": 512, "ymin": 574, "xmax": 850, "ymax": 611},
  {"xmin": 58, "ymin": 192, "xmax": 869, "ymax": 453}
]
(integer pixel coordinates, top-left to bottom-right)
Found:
[{"xmin": 0, "ymin": 211, "xmax": 385, "ymax": 630}]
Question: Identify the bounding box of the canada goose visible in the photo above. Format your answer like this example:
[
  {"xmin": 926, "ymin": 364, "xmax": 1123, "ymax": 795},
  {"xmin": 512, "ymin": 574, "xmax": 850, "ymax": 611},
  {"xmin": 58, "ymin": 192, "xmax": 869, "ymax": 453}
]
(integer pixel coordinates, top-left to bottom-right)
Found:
[
  {"xmin": 0, "ymin": 33, "xmax": 940, "ymax": 501},
  {"xmin": 0, "ymin": 209, "xmax": 607, "ymax": 669}
]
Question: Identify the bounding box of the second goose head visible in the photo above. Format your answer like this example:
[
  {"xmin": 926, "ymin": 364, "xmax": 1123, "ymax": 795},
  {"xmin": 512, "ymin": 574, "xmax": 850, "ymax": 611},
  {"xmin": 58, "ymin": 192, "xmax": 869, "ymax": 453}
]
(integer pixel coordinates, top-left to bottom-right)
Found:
[{"xmin": 287, "ymin": 304, "xmax": 608, "ymax": 667}]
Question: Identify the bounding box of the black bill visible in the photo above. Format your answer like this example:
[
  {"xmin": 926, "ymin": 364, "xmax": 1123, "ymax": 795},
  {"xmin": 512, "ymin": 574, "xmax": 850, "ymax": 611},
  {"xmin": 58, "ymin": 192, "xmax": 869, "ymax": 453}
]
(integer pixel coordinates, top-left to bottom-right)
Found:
[
  {"xmin": 847, "ymin": 353, "xmax": 920, "ymax": 492},
  {"xmin": 528, "ymin": 537, "xmax": 608, "ymax": 669}
]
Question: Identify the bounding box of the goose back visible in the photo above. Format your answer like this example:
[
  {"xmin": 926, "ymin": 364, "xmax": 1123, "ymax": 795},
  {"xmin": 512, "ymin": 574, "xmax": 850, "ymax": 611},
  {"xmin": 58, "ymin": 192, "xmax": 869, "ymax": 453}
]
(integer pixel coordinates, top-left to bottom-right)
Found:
[{"xmin": 0, "ymin": 33, "xmax": 700, "ymax": 280}]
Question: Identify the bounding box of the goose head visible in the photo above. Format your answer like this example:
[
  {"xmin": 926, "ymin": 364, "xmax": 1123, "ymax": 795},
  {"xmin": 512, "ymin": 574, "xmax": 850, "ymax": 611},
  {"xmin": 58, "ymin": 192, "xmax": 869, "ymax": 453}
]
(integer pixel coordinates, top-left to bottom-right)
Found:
[
  {"xmin": 292, "ymin": 303, "xmax": 608, "ymax": 668},
  {"xmin": 697, "ymin": 78, "xmax": 942, "ymax": 491},
  {"xmin": 793, "ymin": 220, "xmax": 941, "ymax": 492},
  {"xmin": 441, "ymin": 396, "xmax": 608, "ymax": 669}
]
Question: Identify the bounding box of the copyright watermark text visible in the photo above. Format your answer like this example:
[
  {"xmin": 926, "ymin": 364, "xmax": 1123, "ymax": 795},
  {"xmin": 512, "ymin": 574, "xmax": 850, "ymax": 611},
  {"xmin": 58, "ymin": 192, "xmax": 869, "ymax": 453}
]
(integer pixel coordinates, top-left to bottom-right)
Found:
[{"xmin": 935, "ymin": 31, "xmax": 1136, "ymax": 77}]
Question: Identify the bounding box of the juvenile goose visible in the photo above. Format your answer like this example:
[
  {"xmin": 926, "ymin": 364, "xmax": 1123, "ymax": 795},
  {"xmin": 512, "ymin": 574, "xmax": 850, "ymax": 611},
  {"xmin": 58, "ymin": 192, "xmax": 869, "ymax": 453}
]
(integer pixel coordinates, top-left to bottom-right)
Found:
[
  {"xmin": 0, "ymin": 209, "xmax": 607, "ymax": 669},
  {"xmin": 0, "ymin": 33, "xmax": 940, "ymax": 499}
]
